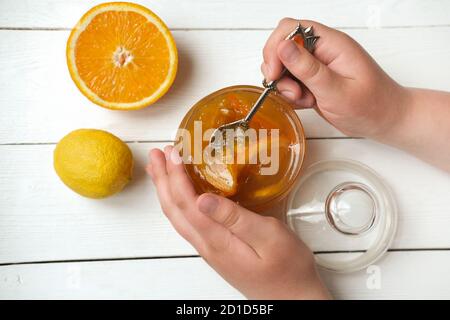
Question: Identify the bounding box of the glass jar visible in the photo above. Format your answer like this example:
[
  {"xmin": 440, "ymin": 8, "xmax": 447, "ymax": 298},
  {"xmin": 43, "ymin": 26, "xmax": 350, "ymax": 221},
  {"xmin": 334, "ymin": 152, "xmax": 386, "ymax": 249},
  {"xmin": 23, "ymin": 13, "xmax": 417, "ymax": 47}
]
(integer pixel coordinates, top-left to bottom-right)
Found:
[{"xmin": 176, "ymin": 85, "xmax": 306, "ymax": 214}]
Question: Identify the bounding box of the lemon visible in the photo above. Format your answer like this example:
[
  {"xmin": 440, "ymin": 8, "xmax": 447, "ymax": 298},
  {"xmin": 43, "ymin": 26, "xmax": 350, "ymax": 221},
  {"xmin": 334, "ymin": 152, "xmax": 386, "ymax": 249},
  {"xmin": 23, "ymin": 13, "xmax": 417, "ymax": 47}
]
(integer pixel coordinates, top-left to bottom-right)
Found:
[{"xmin": 54, "ymin": 129, "xmax": 133, "ymax": 198}]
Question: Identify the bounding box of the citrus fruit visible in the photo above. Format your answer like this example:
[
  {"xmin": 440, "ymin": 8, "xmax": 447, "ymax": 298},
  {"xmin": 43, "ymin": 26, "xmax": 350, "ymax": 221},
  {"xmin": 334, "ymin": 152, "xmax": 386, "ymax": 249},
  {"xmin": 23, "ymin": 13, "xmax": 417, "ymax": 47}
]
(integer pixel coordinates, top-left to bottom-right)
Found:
[
  {"xmin": 54, "ymin": 129, "xmax": 133, "ymax": 198},
  {"xmin": 66, "ymin": 2, "xmax": 178, "ymax": 110}
]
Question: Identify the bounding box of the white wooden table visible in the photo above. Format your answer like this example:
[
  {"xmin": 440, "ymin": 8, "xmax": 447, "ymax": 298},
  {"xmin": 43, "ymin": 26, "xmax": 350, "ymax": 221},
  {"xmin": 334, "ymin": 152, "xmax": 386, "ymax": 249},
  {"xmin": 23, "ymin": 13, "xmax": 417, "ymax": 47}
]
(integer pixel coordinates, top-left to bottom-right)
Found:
[{"xmin": 1, "ymin": 0, "xmax": 450, "ymax": 299}]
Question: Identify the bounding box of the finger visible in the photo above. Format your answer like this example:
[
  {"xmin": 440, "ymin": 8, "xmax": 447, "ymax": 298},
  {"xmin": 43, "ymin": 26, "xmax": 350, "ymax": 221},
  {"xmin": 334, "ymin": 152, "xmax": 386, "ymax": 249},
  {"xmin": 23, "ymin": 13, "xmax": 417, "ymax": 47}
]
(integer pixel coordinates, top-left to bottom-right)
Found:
[
  {"xmin": 277, "ymin": 40, "xmax": 345, "ymax": 101},
  {"xmin": 292, "ymin": 84, "xmax": 316, "ymax": 109},
  {"xmin": 148, "ymin": 148, "xmax": 248, "ymax": 262},
  {"xmin": 300, "ymin": 19, "xmax": 352, "ymax": 65},
  {"xmin": 262, "ymin": 18, "xmax": 340, "ymax": 81},
  {"xmin": 145, "ymin": 163, "xmax": 153, "ymax": 179},
  {"xmin": 275, "ymin": 76, "xmax": 303, "ymax": 103},
  {"xmin": 148, "ymin": 148, "xmax": 169, "ymax": 197},
  {"xmin": 164, "ymin": 145, "xmax": 183, "ymax": 173},
  {"xmin": 179, "ymin": 197, "xmax": 259, "ymax": 260},
  {"xmin": 164, "ymin": 145, "xmax": 197, "ymax": 208},
  {"xmin": 161, "ymin": 146, "xmax": 254, "ymax": 260},
  {"xmin": 274, "ymin": 76, "xmax": 315, "ymax": 109},
  {"xmin": 148, "ymin": 148, "xmax": 177, "ymax": 216},
  {"xmin": 261, "ymin": 62, "xmax": 272, "ymax": 82},
  {"xmin": 262, "ymin": 18, "xmax": 298, "ymax": 81},
  {"xmin": 148, "ymin": 148, "xmax": 201, "ymax": 244},
  {"xmin": 197, "ymin": 193, "xmax": 279, "ymax": 252}
]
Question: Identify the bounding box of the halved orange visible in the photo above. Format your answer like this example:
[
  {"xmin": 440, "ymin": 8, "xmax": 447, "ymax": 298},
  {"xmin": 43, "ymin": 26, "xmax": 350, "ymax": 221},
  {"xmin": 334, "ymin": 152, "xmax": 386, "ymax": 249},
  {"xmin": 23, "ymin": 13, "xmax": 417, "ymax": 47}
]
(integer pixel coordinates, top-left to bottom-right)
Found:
[{"xmin": 67, "ymin": 2, "xmax": 178, "ymax": 110}]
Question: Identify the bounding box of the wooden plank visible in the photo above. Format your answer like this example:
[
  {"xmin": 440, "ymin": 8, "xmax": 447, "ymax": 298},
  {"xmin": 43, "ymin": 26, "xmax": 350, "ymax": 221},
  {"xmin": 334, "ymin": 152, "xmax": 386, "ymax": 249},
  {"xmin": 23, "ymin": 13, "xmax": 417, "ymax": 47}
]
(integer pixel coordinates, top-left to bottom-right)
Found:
[
  {"xmin": 0, "ymin": 257, "xmax": 243, "ymax": 300},
  {"xmin": 1, "ymin": 139, "xmax": 449, "ymax": 264},
  {"xmin": 1, "ymin": 251, "xmax": 449, "ymax": 299},
  {"xmin": 319, "ymin": 251, "xmax": 450, "ymax": 299},
  {"xmin": 0, "ymin": 27, "xmax": 449, "ymax": 144},
  {"xmin": 0, "ymin": 0, "xmax": 449, "ymax": 29}
]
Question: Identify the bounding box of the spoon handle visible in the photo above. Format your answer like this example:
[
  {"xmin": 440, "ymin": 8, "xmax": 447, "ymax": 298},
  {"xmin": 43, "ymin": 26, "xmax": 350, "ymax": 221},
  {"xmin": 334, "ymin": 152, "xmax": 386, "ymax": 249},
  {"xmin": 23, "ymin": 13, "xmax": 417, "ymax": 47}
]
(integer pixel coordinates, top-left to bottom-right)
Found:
[
  {"xmin": 244, "ymin": 85, "xmax": 273, "ymax": 123},
  {"xmin": 243, "ymin": 67, "xmax": 289, "ymax": 123}
]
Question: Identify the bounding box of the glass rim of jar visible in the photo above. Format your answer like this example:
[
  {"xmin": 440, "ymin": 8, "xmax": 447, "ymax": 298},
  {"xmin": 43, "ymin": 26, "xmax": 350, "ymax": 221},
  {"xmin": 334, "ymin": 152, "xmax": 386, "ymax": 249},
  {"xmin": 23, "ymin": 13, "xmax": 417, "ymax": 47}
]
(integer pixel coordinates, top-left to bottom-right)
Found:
[{"xmin": 176, "ymin": 84, "xmax": 307, "ymax": 211}]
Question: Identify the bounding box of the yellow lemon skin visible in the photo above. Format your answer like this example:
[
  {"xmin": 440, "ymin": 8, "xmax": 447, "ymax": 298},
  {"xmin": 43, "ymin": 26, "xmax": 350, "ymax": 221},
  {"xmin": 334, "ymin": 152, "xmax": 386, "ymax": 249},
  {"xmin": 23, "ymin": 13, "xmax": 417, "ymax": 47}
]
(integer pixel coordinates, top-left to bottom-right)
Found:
[{"xmin": 54, "ymin": 129, "xmax": 133, "ymax": 199}]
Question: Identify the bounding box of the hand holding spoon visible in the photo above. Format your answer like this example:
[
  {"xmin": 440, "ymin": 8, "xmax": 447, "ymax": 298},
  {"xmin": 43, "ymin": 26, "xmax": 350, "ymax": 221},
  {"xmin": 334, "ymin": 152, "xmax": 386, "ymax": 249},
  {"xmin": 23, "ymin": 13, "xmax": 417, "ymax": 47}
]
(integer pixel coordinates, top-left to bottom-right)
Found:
[{"xmin": 210, "ymin": 22, "xmax": 319, "ymax": 146}]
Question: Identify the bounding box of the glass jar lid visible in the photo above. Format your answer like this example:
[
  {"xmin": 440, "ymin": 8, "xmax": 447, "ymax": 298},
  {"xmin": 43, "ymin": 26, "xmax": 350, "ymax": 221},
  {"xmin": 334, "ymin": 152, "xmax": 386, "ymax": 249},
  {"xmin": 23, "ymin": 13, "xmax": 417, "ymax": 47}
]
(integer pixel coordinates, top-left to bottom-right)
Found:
[{"xmin": 286, "ymin": 159, "xmax": 397, "ymax": 273}]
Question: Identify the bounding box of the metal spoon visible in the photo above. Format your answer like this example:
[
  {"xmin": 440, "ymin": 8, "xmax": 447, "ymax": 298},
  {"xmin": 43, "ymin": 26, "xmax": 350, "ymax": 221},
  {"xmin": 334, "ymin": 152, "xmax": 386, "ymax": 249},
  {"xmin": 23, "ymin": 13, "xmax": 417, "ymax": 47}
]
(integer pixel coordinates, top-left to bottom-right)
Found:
[{"xmin": 210, "ymin": 21, "xmax": 319, "ymax": 146}]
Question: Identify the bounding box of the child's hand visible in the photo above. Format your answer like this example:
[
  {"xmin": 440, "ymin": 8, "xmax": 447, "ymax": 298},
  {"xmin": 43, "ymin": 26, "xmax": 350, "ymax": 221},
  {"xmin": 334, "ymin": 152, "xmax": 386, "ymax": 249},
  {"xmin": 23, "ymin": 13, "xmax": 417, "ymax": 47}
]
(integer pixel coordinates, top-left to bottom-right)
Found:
[
  {"xmin": 146, "ymin": 146, "xmax": 330, "ymax": 300},
  {"xmin": 262, "ymin": 18, "xmax": 408, "ymax": 139}
]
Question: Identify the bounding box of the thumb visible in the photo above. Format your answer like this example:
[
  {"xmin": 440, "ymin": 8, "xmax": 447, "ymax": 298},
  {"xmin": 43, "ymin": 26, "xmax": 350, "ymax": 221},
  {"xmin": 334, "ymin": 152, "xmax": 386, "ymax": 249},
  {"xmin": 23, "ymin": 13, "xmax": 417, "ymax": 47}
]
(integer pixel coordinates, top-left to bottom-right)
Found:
[
  {"xmin": 277, "ymin": 40, "xmax": 343, "ymax": 100},
  {"xmin": 197, "ymin": 193, "xmax": 275, "ymax": 250}
]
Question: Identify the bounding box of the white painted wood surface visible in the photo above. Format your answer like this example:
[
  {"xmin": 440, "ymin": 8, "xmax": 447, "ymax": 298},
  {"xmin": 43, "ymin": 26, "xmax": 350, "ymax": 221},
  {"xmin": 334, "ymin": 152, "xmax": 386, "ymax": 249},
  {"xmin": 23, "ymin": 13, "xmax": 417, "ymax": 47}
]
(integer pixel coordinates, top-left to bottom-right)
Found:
[
  {"xmin": 1, "ymin": 140, "xmax": 450, "ymax": 264},
  {"xmin": 1, "ymin": 251, "xmax": 450, "ymax": 300},
  {"xmin": 0, "ymin": 0, "xmax": 449, "ymax": 299},
  {"xmin": 1, "ymin": 27, "xmax": 450, "ymax": 143},
  {"xmin": 1, "ymin": 0, "xmax": 449, "ymax": 29}
]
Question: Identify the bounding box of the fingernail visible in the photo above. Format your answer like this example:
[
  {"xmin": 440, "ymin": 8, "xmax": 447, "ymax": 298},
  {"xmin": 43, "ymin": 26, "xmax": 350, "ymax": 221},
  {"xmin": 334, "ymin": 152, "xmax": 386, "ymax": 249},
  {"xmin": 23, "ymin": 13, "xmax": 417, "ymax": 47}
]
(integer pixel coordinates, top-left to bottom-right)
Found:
[
  {"xmin": 170, "ymin": 148, "xmax": 182, "ymax": 165},
  {"xmin": 198, "ymin": 195, "xmax": 219, "ymax": 214},
  {"xmin": 279, "ymin": 40, "xmax": 299, "ymax": 63},
  {"xmin": 280, "ymin": 90, "xmax": 296, "ymax": 101}
]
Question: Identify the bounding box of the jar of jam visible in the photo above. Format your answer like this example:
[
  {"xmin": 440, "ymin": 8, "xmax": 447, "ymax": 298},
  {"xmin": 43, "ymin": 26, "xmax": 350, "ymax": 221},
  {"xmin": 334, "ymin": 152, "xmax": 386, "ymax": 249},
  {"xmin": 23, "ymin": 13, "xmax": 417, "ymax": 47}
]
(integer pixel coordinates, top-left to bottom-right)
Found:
[{"xmin": 176, "ymin": 85, "xmax": 306, "ymax": 215}]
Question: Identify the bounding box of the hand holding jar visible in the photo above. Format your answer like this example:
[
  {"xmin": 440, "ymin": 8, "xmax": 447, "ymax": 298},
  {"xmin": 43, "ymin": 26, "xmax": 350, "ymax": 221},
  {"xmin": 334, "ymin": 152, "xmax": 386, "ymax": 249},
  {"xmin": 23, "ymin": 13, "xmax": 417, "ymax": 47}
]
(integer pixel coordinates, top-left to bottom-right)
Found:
[{"xmin": 146, "ymin": 146, "xmax": 330, "ymax": 299}]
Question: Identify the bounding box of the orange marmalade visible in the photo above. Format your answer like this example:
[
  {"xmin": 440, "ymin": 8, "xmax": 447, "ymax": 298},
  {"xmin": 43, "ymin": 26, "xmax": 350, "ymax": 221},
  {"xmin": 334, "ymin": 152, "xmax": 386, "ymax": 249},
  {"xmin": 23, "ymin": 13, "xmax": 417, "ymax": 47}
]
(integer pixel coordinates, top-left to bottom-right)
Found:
[{"xmin": 176, "ymin": 85, "xmax": 306, "ymax": 212}]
